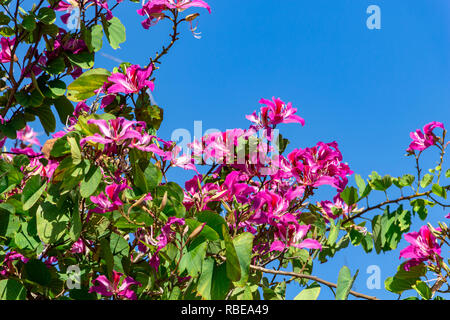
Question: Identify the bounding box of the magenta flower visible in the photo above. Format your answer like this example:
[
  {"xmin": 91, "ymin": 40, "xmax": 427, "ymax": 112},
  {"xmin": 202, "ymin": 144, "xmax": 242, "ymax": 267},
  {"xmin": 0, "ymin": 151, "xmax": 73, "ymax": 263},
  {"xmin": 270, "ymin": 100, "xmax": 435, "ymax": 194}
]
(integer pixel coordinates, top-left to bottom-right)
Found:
[
  {"xmin": 407, "ymin": 121, "xmax": 445, "ymax": 153},
  {"xmin": 71, "ymin": 238, "xmax": 87, "ymax": 254},
  {"xmin": 17, "ymin": 125, "xmax": 40, "ymax": 146},
  {"xmin": 246, "ymin": 97, "xmax": 305, "ymax": 129},
  {"xmin": 156, "ymin": 217, "xmax": 185, "ymax": 249},
  {"xmin": 1, "ymin": 251, "xmax": 29, "ymax": 276},
  {"xmin": 81, "ymin": 117, "xmax": 143, "ymax": 153},
  {"xmin": 399, "ymin": 225, "xmax": 442, "ymax": 271},
  {"xmin": 446, "ymin": 213, "xmax": 450, "ymax": 219},
  {"xmin": 90, "ymin": 183, "xmax": 129, "ymax": 214},
  {"xmin": 138, "ymin": 0, "xmax": 210, "ymax": 29},
  {"xmin": 0, "ymin": 37, "xmax": 16, "ymax": 63},
  {"xmin": 107, "ymin": 65, "xmax": 154, "ymax": 94},
  {"xmin": 288, "ymin": 141, "xmax": 352, "ymax": 191},
  {"xmin": 89, "ymin": 271, "xmax": 141, "ymax": 300}
]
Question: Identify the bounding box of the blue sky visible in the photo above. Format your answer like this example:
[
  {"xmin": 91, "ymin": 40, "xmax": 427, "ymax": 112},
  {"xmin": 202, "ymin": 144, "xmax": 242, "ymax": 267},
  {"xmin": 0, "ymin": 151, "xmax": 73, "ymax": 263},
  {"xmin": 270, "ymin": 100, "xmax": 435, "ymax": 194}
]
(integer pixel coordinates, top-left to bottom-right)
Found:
[{"xmin": 27, "ymin": 0, "xmax": 450, "ymax": 299}]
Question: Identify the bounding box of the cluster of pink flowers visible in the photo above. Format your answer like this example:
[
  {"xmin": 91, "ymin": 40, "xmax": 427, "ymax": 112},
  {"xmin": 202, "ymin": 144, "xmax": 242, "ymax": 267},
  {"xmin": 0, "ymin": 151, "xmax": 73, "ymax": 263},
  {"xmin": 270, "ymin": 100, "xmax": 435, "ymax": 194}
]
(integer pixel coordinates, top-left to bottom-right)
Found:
[
  {"xmin": 0, "ymin": 251, "xmax": 29, "ymax": 276},
  {"xmin": 90, "ymin": 182, "xmax": 129, "ymax": 214},
  {"xmin": 54, "ymin": 0, "xmax": 119, "ymax": 25},
  {"xmin": 399, "ymin": 225, "xmax": 442, "ymax": 271},
  {"xmin": 407, "ymin": 121, "xmax": 445, "ymax": 153},
  {"xmin": 89, "ymin": 270, "xmax": 141, "ymax": 300},
  {"xmin": 137, "ymin": 0, "xmax": 211, "ymax": 29}
]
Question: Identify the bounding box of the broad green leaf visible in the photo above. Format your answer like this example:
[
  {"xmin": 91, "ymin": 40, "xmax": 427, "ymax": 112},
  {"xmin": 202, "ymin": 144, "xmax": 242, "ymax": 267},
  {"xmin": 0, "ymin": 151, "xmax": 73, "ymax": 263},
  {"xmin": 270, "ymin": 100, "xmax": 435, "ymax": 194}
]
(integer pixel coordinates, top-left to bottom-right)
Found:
[
  {"xmin": 36, "ymin": 202, "xmax": 70, "ymax": 244},
  {"xmin": 431, "ymin": 184, "xmax": 447, "ymax": 199},
  {"xmin": 0, "ymin": 279, "xmax": 27, "ymax": 300},
  {"xmin": 340, "ymin": 187, "xmax": 358, "ymax": 206},
  {"xmin": 294, "ymin": 282, "xmax": 321, "ymax": 300},
  {"xmin": 233, "ymin": 232, "xmax": 254, "ymax": 287},
  {"xmin": 24, "ymin": 259, "xmax": 52, "ymax": 286},
  {"xmin": 67, "ymin": 68, "xmax": 110, "ymax": 102},
  {"xmin": 335, "ymin": 266, "xmax": 358, "ymax": 300},
  {"xmin": 102, "ymin": 17, "xmax": 126, "ymax": 50},
  {"xmin": 178, "ymin": 238, "xmax": 207, "ymax": 277},
  {"xmin": 37, "ymin": 7, "xmax": 56, "ymax": 25},
  {"xmin": 412, "ymin": 281, "xmax": 432, "ymax": 300},
  {"xmin": 420, "ymin": 174, "xmax": 434, "ymax": 188},
  {"xmin": 385, "ymin": 263, "xmax": 427, "ymax": 294},
  {"xmin": 53, "ymin": 96, "xmax": 75, "ymax": 125},
  {"xmin": 222, "ymin": 225, "xmax": 241, "ymax": 282},
  {"xmin": 80, "ymin": 165, "xmax": 102, "ymax": 198},
  {"xmin": 22, "ymin": 175, "xmax": 47, "ymax": 210}
]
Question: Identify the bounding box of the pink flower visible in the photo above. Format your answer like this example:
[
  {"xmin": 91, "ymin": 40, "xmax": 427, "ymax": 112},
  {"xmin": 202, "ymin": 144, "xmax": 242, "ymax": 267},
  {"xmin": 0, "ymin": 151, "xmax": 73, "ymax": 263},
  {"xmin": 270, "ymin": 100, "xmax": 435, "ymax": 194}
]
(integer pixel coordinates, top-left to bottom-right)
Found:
[
  {"xmin": 81, "ymin": 117, "xmax": 143, "ymax": 154},
  {"xmin": 288, "ymin": 141, "xmax": 352, "ymax": 191},
  {"xmin": 269, "ymin": 216, "xmax": 322, "ymax": 252},
  {"xmin": 90, "ymin": 183, "xmax": 129, "ymax": 214},
  {"xmin": 71, "ymin": 238, "xmax": 87, "ymax": 254},
  {"xmin": 137, "ymin": 0, "xmax": 210, "ymax": 29},
  {"xmin": 17, "ymin": 125, "xmax": 40, "ymax": 146},
  {"xmin": 156, "ymin": 217, "xmax": 185, "ymax": 249},
  {"xmin": 407, "ymin": 121, "xmax": 445, "ymax": 153},
  {"xmin": 1, "ymin": 251, "xmax": 29, "ymax": 276},
  {"xmin": 399, "ymin": 225, "xmax": 442, "ymax": 271},
  {"xmin": 246, "ymin": 97, "xmax": 305, "ymax": 129},
  {"xmin": 166, "ymin": 0, "xmax": 211, "ymax": 13},
  {"xmin": 107, "ymin": 65, "xmax": 154, "ymax": 94},
  {"xmin": 0, "ymin": 37, "xmax": 16, "ymax": 63},
  {"xmin": 446, "ymin": 213, "xmax": 450, "ymax": 219},
  {"xmin": 89, "ymin": 271, "xmax": 141, "ymax": 300}
]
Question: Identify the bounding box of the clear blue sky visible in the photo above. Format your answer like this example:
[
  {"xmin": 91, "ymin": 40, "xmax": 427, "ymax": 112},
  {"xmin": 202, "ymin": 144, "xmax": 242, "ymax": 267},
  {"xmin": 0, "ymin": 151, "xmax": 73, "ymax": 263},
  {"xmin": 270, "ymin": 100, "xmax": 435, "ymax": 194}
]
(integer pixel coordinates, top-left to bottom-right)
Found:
[{"xmin": 34, "ymin": 0, "xmax": 450, "ymax": 299}]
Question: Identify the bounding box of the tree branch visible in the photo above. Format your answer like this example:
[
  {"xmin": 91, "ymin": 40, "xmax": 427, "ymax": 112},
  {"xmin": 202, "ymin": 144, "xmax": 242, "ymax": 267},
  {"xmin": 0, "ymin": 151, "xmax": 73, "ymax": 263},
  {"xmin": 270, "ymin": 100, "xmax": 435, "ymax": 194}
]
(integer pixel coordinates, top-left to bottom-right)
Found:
[{"xmin": 250, "ymin": 265, "xmax": 379, "ymax": 300}]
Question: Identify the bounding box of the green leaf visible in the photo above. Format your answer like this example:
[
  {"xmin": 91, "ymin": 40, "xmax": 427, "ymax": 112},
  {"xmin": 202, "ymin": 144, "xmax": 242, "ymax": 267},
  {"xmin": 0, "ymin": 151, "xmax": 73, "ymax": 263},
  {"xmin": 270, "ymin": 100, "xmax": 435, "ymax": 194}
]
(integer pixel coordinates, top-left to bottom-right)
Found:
[
  {"xmin": 53, "ymin": 96, "xmax": 75, "ymax": 125},
  {"xmin": 340, "ymin": 187, "xmax": 358, "ymax": 206},
  {"xmin": 24, "ymin": 259, "xmax": 52, "ymax": 286},
  {"xmin": 36, "ymin": 201, "xmax": 70, "ymax": 244},
  {"xmin": 0, "ymin": 207, "xmax": 19, "ymax": 238},
  {"xmin": 66, "ymin": 52, "xmax": 95, "ymax": 69},
  {"xmin": 102, "ymin": 17, "xmax": 126, "ymax": 50},
  {"xmin": 37, "ymin": 7, "xmax": 56, "ymax": 25},
  {"xmin": 197, "ymin": 211, "xmax": 227, "ymax": 240},
  {"xmin": 294, "ymin": 282, "xmax": 321, "ymax": 300},
  {"xmin": 90, "ymin": 24, "xmax": 103, "ymax": 52},
  {"xmin": 22, "ymin": 15, "xmax": 36, "ymax": 31},
  {"xmin": 222, "ymin": 225, "xmax": 241, "ymax": 282},
  {"xmin": 46, "ymin": 57, "xmax": 65, "ymax": 75},
  {"xmin": 420, "ymin": 174, "xmax": 434, "ymax": 188},
  {"xmin": 335, "ymin": 266, "xmax": 358, "ymax": 300},
  {"xmin": 385, "ymin": 263, "xmax": 427, "ymax": 294},
  {"xmin": 369, "ymin": 173, "xmax": 393, "ymax": 191},
  {"xmin": 412, "ymin": 281, "xmax": 432, "ymax": 300},
  {"xmin": 22, "ymin": 175, "xmax": 47, "ymax": 210},
  {"xmin": 80, "ymin": 165, "xmax": 102, "ymax": 198},
  {"xmin": 232, "ymin": 232, "xmax": 254, "ymax": 287},
  {"xmin": 69, "ymin": 206, "xmax": 82, "ymax": 242},
  {"xmin": 178, "ymin": 238, "xmax": 207, "ymax": 277},
  {"xmin": 0, "ymin": 279, "xmax": 27, "ymax": 300},
  {"xmin": 67, "ymin": 68, "xmax": 111, "ymax": 102},
  {"xmin": 67, "ymin": 136, "xmax": 82, "ymax": 164},
  {"xmin": 354, "ymin": 174, "xmax": 371, "ymax": 198},
  {"xmin": 0, "ymin": 12, "xmax": 11, "ymax": 25},
  {"xmin": 47, "ymin": 79, "xmax": 66, "ymax": 97},
  {"xmin": 431, "ymin": 184, "xmax": 447, "ymax": 199}
]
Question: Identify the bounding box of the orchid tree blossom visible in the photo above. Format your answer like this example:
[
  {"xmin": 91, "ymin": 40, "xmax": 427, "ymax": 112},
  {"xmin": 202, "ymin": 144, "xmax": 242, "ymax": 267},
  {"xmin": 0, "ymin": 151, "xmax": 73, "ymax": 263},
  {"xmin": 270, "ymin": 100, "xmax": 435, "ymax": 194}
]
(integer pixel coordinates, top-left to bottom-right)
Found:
[
  {"xmin": 399, "ymin": 225, "xmax": 442, "ymax": 271},
  {"xmin": 90, "ymin": 183, "xmax": 129, "ymax": 214},
  {"xmin": 107, "ymin": 64, "xmax": 154, "ymax": 94},
  {"xmin": 89, "ymin": 271, "xmax": 141, "ymax": 300},
  {"xmin": 0, "ymin": 37, "xmax": 17, "ymax": 63},
  {"xmin": 407, "ymin": 121, "xmax": 445, "ymax": 153},
  {"xmin": 246, "ymin": 97, "xmax": 305, "ymax": 129},
  {"xmin": 17, "ymin": 125, "xmax": 40, "ymax": 147},
  {"xmin": 138, "ymin": 0, "xmax": 210, "ymax": 29},
  {"xmin": 81, "ymin": 118, "xmax": 143, "ymax": 153}
]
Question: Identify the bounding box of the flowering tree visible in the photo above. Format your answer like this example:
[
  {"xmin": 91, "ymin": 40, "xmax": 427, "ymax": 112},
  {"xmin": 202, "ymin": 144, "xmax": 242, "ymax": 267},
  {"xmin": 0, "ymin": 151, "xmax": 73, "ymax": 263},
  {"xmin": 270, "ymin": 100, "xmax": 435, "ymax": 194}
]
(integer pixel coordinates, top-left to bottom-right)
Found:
[{"xmin": 0, "ymin": 0, "xmax": 448, "ymax": 301}]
